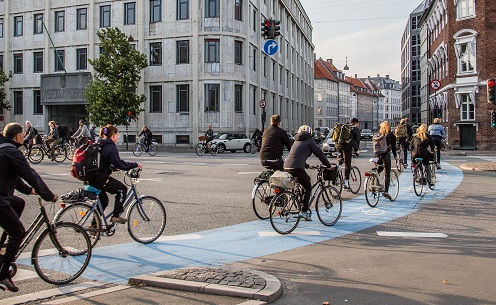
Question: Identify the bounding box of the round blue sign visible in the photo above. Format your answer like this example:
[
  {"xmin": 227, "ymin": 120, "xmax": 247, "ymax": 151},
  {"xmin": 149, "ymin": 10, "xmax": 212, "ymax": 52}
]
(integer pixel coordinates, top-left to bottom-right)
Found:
[{"xmin": 264, "ymin": 40, "xmax": 278, "ymax": 56}]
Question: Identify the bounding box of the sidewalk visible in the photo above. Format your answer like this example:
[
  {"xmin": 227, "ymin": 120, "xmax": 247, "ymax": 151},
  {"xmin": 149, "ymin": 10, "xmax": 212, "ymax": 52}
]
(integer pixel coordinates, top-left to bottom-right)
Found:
[{"xmin": 443, "ymin": 149, "xmax": 496, "ymax": 171}]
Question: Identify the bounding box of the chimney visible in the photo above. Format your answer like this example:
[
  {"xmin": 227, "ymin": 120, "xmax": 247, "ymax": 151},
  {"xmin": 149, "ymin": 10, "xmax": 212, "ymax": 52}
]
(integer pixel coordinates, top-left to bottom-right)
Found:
[
  {"xmin": 386, "ymin": 74, "xmax": 390, "ymax": 79},
  {"xmin": 327, "ymin": 58, "xmax": 333, "ymax": 65},
  {"xmin": 355, "ymin": 74, "xmax": 357, "ymax": 78},
  {"xmin": 377, "ymin": 74, "xmax": 380, "ymax": 78}
]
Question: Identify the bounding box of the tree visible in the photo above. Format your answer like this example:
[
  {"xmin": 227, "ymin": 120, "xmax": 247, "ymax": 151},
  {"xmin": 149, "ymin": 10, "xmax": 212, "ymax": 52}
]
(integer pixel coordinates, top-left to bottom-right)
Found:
[
  {"xmin": 85, "ymin": 27, "xmax": 148, "ymax": 126},
  {"xmin": 0, "ymin": 68, "xmax": 11, "ymax": 112}
]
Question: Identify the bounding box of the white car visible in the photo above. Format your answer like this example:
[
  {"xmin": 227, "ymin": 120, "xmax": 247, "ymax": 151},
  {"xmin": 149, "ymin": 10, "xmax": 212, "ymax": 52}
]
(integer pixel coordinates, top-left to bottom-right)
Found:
[
  {"xmin": 210, "ymin": 133, "xmax": 253, "ymax": 153},
  {"xmin": 321, "ymin": 129, "xmax": 336, "ymax": 156}
]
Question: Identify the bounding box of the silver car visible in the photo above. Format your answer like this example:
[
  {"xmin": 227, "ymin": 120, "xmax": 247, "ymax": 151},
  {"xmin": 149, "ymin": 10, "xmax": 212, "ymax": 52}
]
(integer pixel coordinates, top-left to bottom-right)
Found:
[{"xmin": 321, "ymin": 129, "xmax": 336, "ymax": 156}]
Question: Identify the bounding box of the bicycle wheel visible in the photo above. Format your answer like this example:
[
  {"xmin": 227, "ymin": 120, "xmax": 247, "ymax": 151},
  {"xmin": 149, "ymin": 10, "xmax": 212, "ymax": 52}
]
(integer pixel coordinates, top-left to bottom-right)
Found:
[
  {"xmin": 348, "ymin": 166, "xmax": 362, "ymax": 194},
  {"xmin": 413, "ymin": 166, "xmax": 424, "ymax": 196},
  {"xmin": 148, "ymin": 143, "xmax": 158, "ymax": 156},
  {"xmin": 54, "ymin": 202, "xmax": 102, "ymax": 248},
  {"xmin": 133, "ymin": 143, "xmax": 143, "ymax": 156},
  {"xmin": 396, "ymin": 158, "xmax": 405, "ymax": 172},
  {"xmin": 209, "ymin": 143, "xmax": 218, "ymax": 156},
  {"xmin": 330, "ymin": 171, "xmax": 344, "ymax": 193},
  {"xmin": 252, "ymin": 181, "xmax": 274, "ymax": 220},
  {"xmin": 195, "ymin": 143, "xmax": 205, "ymax": 156},
  {"xmin": 127, "ymin": 196, "xmax": 166, "ymax": 244},
  {"xmin": 28, "ymin": 145, "xmax": 44, "ymax": 164},
  {"xmin": 19, "ymin": 146, "xmax": 28, "ymax": 157},
  {"xmin": 269, "ymin": 191, "xmax": 301, "ymax": 235},
  {"xmin": 54, "ymin": 146, "xmax": 67, "ymax": 163},
  {"xmin": 387, "ymin": 170, "xmax": 400, "ymax": 201},
  {"xmin": 32, "ymin": 222, "xmax": 92, "ymax": 285},
  {"xmin": 250, "ymin": 143, "xmax": 257, "ymax": 154},
  {"xmin": 316, "ymin": 185, "xmax": 342, "ymax": 226},
  {"xmin": 365, "ymin": 175, "xmax": 380, "ymax": 207},
  {"xmin": 428, "ymin": 163, "xmax": 436, "ymax": 190}
]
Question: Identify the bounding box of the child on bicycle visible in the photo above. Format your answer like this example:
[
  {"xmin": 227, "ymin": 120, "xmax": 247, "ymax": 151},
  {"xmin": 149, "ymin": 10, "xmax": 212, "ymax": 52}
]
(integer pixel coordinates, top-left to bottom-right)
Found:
[
  {"xmin": 284, "ymin": 125, "xmax": 332, "ymax": 221},
  {"xmin": 88, "ymin": 125, "xmax": 142, "ymax": 224}
]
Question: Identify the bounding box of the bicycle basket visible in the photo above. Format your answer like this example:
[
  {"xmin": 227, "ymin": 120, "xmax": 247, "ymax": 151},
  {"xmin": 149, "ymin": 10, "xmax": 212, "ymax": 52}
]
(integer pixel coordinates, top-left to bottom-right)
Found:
[
  {"xmin": 269, "ymin": 170, "xmax": 295, "ymax": 189},
  {"xmin": 198, "ymin": 135, "xmax": 206, "ymax": 141},
  {"xmin": 323, "ymin": 166, "xmax": 338, "ymax": 181}
]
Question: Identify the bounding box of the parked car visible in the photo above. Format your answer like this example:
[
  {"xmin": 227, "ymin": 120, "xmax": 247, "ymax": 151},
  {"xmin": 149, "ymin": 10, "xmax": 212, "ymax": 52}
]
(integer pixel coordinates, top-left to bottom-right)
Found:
[
  {"xmin": 210, "ymin": 133, "xmax": 253, "ymax": 153},
  {"xmin": 321, "ymin": 129, "xmax": 336, "ymax": 156},
  {"xmin": 360, "ymin": 128, "xmax": 373, "ymax": 140},
  {"xmin": 317, "ymin": 126, "xmax": 330, "ymax": 136}
]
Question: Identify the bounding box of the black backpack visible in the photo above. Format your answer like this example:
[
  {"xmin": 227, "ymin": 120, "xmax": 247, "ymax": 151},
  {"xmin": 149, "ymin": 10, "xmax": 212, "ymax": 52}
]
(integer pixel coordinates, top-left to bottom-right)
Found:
[{"xmin": 70, "ymin": 140, "xmax": 102, "ymax": 182}]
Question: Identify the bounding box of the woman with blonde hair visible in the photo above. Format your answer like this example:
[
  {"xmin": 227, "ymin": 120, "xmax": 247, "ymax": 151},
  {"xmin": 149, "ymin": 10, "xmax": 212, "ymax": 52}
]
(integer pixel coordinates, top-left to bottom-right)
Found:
[
  {"xmin": 410, "ymin": 124, "xmax": 435, "ymax": 183},
  {"xmin": 373, "ymin": 121, "xmax": 398, "ymax": 200}
]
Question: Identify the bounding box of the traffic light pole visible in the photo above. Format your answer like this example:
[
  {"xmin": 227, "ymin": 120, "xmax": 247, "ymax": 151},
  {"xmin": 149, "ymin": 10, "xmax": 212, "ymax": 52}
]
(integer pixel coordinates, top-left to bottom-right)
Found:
[{"xmin": 126, "ymin": 120, "xmax": 129, "ymax": 151}]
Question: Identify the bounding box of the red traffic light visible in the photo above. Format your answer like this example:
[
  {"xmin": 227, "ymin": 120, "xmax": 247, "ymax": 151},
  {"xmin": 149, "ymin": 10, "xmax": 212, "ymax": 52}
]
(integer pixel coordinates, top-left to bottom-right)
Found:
[
  {"xmin": 127, "ymin": 111, "xmax": 132, "ymax": 116},
  {"xmin": 488, "ymin": 79, "xmax": 495, "ymax": 88}
]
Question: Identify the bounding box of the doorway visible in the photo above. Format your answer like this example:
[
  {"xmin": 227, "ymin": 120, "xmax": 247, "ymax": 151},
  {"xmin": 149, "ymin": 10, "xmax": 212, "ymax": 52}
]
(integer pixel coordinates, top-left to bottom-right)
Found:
[{"xmin": 48, "ymin": 104, "xmax": 88, "ymax": 133}]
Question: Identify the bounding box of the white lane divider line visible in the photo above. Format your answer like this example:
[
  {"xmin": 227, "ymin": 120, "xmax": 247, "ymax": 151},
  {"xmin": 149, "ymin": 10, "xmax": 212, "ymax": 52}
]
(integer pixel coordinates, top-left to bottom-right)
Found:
[
  {"xmin": 259, "ymin": 231, "xmax": 322, "ymax": 237},
  {"xmin": 13, "ymin": 268, "xmax": 38, "ymax": 281},
  {"xmin": 155, "ymin": 234, "xmax": 203, "ymax": 242},
  {"xmin": 41, "ymin": 285, "xmax": 131, "ymax": 304},
  {"xmin": 239, "ymin": 172, "xmax": 262, "ymax": 175},
  {"xmin": 377, "ymin": 231, "xmax": 447, "ymax": 238}
]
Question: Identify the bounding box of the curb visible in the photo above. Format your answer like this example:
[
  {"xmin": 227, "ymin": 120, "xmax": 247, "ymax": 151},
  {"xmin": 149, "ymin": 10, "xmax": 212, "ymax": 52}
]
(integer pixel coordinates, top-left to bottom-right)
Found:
[
  {"xmin": 128, "ymin": 267, "xmax": 282, "ymax": 304},
  {"xmin": 460, "ymin": 163, "xmax": 496, "ymax": 171}
]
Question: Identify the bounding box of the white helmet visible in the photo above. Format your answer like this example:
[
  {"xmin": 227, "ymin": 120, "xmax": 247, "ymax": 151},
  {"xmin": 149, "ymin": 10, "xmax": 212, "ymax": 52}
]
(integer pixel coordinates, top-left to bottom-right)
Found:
[{"xmin": 298, "ymin": 125, "xmax": 312, "ymax": 134}]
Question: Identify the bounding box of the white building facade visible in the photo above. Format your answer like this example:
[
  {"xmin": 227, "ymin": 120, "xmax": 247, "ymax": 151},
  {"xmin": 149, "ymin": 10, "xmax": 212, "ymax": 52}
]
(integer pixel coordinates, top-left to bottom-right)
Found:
[{"xmin": 0, "ymin": 0, "xmax": 314, "ymax": 145}]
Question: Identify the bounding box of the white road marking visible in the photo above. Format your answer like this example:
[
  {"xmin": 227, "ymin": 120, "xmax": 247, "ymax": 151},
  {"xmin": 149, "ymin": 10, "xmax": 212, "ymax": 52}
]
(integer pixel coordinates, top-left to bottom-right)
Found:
[
  {"xmin": 13, "ymin": 268, "xmax": 38, "ymax": 281},
  {"xmin": 259, "ymin": 230, "xmax": 322, "ymax": 237},
  {"xmin": 155, "ymin": 234, "xmax": 203, "ymax": 242},
  {"xmin": 226, "ymin": 163, "xmax": 250, "ymax": 166},
  {"xmin": 239, "ymin": 172, "xmax": 262, "ymax": 175},
  {"xmin": 377, "ymin": 231, "xmax": 447, "ymax": 238},
  {"xmin": 41, "ymin": 285, "xmax": 131, "ymax": 304},
  {"xmin": 139, "ymin": 178, "xmax": 163, "ymax": 182}
]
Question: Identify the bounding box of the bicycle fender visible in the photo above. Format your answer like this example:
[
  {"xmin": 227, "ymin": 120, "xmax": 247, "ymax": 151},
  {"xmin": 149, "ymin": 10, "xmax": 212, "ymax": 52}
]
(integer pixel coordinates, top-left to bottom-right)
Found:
[{"xmin": 251, "ymin": 184, "xmax": 260, "ymax": 199}]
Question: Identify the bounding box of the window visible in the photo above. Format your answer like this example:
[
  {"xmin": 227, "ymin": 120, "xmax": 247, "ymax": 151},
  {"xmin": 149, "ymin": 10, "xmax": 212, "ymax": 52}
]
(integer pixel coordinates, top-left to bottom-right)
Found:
[
  {"xmin": 33, "ymin": 51, "xmax": 43, "ymax": 73},
  {"xmin": 454, "ymin": 30, "xmax": 477, "ymax": 75},
  {"xmin": 34, "ymin": 14, "xmax": 43, "ymax": 34},
  {"xmin": 235, "ymin": 0, "xmax": 242, "ymax": 21},
  {"xmin": 263, "ymin": 56, "xmax": 267, "ymax": 77},
  {"xmin": 176, "ymin": 84, "xmax": 189, "ymax": 112},
  {"xmin": 205, "ymin": 84, "xmax": 219, "ymax": 112},
  {"xmin": 149, "ymin": 42, "xmax": 162, "ymax": 66},
  {"xmin": 55, "ymin": 11, "xmax": 64, "ymax": 32},
  {"xmin": 100, "ymin": 5, "xmax": 111, "ymax": 28},
  {"xmin": 150, "ymin": 85, "xmax": 162, "ymax": 113},
  {"xmin": 176, "ymin": 40, "xmax": 189, "ymax": 64},
  {"xmin": 205, "ymin": 39, "xmax": 219, "ymax": 63},
  {"xmin": 0, "ymin": 55, "xmax": 3, "ymax": 70},
  {"xmin": 235, "ymin": 84, "xmax": 242, "ymax": 112},
  {"xmin": 252, "ymin": 48, "xmax": 256, "ymax": 71},
  {"xmin": 14, "ymin": 53, "xmax": 23, "ymax": 74},
  {"xmin": 125, "ymin": 3, "xmax": 136, "ymax": 25},
  {"xmin": 150, "ymin": 0, "xmax": 162, "ymax": 23},
  {"xmin": 458, "ymin": 43, "xmax": 475, "ymax": 73},
  {"xmin": 33, "ymin": 90, "xmax": 43, "ymax": 114},
  {"xmin": 177, "ymin": 0, "xmax": 189, "ymax": 19},
  {"xmin": 14, "ymin": 91, "xmax": 23, "ymax": 115},
  {"xmin": 77, "ymin": 8, "xmax": 87, "ymax": 30},
  {"xmin": 456, "ymin": 0, "xmax": 475, "ymax": 19},
  {"xmin": 205, "ymin": 0, "xmax": 219, "ymax": 18},
  {"xmin": 14, "ymin": 16, "xmax": 23, "ymax": 36},
  {"xmin": 234, "ymin": 41, "xmax": 242, "ymax": 65},
  {"xmin": 54, "ymin": 50, "xmax": 65, "ymax": 71},
  {"xmin": 460, "ymin": 93, "xmax": 474, "ymax": 120},
  {"xmin": 0, "ymin": 19, "xmax": 3, "ymax": 38},
  {"xmin": 77, "ymin": 48, "xmax": 87, "ymax": 70}
]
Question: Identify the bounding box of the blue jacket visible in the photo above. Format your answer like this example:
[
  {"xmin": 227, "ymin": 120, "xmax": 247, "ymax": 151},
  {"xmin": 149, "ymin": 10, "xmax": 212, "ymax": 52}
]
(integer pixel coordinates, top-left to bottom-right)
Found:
[{"xmin": 428, "ymin": 123, "xmax": 445, "ymax": 139}]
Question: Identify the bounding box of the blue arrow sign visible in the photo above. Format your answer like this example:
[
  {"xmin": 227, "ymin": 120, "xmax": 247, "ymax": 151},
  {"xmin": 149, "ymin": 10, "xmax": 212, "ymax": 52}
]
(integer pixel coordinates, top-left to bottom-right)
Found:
[{"xmin": 264, "ymin": 40, "xmax": 278, "ymax": 55}]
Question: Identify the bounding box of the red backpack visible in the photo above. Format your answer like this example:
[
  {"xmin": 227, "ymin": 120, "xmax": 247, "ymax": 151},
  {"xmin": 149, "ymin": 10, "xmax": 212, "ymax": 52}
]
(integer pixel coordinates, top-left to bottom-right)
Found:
[{"xmin": 70, "ymin": 140, "xmax": 102, "ymax": 182}]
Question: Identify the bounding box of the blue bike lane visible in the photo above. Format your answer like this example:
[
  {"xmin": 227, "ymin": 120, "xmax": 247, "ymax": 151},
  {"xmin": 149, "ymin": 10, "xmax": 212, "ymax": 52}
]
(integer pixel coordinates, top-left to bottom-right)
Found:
[{"xmin": 68, "ymin": 162, "xmax": 464, "ymax": 284}]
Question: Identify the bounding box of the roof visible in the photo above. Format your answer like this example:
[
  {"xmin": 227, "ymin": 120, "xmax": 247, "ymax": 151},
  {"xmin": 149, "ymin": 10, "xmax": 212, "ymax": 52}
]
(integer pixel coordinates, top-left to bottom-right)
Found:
[{"xmin": 314, "ymin": 59, "xmax": 339, "ymax": 82}]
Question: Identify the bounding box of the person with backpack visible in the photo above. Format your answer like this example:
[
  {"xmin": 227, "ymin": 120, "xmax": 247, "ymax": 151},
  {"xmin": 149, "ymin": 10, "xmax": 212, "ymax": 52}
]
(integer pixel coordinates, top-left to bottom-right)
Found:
[
  {"xmin": 333, "ymin": 119, "xmax": 359, "ymax": 189},
  {"xmin": 394, "ymin": 119, "xmax": 409, "ymax": 167},
  {"xmin": 349, "ymin": 118, "xmax": 361, "ymax": 156},
  {"xmin": 428, "ymin": 118, "xmax": 445, "ymax": 169},
  {"xmin": 87, "ymin": 125, "xmax": 142, "ymax": 225},
  {"xmin": 372, "ymin": 121, "xmax": 398, "ymax": 200},
  {"xmin": 0, "ymin": 123, "xmax": 58, "ymax": 292}
]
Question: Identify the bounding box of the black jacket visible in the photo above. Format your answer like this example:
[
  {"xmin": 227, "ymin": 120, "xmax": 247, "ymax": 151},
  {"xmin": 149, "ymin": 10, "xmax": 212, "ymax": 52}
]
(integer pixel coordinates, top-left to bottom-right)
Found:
[
  {"xmin": 138, "ymin": 129, "xmax": 153, "ymax": 139},
  {"xmin": 0, "ymin": 137, "xmax": 55, "ymax": 207},
  {"xmin": 259, "ymin": 125, "xmax": 292, "ymax": 161},
  {"xmin": 349, "ymin": 126, "xmax": 361, "ymax": 151},
  {"xmin": 91, "ymin": 138, "xmax": 139, "ymax": 182},
  {"xmin": 410, "ymin": 135, "xmax": 435, "ymax": 161},
  {"xmin": 284, "ymin": 132, "xmax": 332, "ymax": 170}
]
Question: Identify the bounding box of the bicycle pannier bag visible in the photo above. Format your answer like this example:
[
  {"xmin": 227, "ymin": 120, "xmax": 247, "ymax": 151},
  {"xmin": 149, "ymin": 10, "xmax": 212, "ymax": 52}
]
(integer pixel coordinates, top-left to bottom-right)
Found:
[
  {"xmin": 323, "ymin": 165, "xmax": 339, "ymax": 181},
  {"xmin": 70, "ymin": 140, "xmax": 101, "ymax": 182},
  {"xmin": 269, "ymin": 170, "xmax": 295, "ymax": 189},
  {"xmin": 394, "ymin": 124, "xmax": 407, "ymax": 139},
  {"xmin": 331, "ymin": 123, "xmax": 352, "ymax": 144},
  {"xmin": 373, "ymin": 134, "xmax": 388, "ymax": 154}
]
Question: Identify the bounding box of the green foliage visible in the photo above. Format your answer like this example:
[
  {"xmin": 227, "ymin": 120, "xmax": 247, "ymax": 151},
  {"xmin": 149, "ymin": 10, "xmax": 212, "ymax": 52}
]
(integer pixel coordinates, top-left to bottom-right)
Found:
[
  {"xmin": 0, "ymin": 68, "xmax": 11, "ymax": 111},
  {"xmin": 85, "ymin": 27, "xmax": 148, "ymax": 126}
]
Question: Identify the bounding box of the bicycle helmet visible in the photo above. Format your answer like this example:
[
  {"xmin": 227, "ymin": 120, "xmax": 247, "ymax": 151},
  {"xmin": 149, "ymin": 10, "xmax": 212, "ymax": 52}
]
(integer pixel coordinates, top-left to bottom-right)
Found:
[{"xmin": 298, "ymin": 125, "xmax": 312, "ymax": 134}]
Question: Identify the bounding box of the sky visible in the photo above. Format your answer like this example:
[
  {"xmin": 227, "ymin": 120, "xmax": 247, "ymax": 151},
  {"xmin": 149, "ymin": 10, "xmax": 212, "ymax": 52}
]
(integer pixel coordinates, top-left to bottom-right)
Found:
[{"xmin": 299, "ymin": 0, "xmax": 423, "ymax": 82}]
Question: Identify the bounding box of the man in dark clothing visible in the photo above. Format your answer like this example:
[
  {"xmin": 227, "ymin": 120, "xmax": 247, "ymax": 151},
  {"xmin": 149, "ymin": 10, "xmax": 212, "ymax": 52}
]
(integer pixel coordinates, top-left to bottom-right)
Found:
[
  {"xmin": 259, "ymin": 114, "xmax": 293, "ymax": 171},
  {"xmin": 251, "ymin": 128, "xmax": 263, "ymax": 151},
  {"xmin": 335, "ymin": 118, "xmax": 361, "ymax": 189},
  {"xmin": 138, "ymin": 126, "xmax": 153, "ymax": 152},
  {"xmin": 349, "ymin": 118, "xmax": 361, "ymax": 156},
  {"xmin": 55, "ymin": 122, "xmax": 69, "ymax": 144},
  {"xmin": 0, "ymin": 123, "xmax": 58, "ymax": 293}
]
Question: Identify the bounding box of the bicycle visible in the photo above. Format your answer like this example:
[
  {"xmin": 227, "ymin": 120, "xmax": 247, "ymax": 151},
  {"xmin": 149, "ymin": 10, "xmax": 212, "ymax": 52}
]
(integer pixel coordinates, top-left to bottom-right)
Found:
[
  {"xmin": 252, "ymin": 168, "xmax": 275, "ymax": 220},
  {"xmin": 64, "ymin": 137, "xmax": 82, "ymax": 159},
  {"xmin": 0, "ymin": 198, "xmax": 92, "ymax": 285},
  {"xmin": 330, "ymin": 153, "xmax": 361, "ymax": 194},
  {"xmin": 54, "ymin": 168, "xmax": 166, "ymax": 248},
  {"xmin": 133, "ymin": 136, "xmax": 158, "ymax": 156},
  {"xmin": 269, "ymin": 165, "xmax": 342, "ymax": 235},
  {"xmin": 412, "ymin": 157, "xmax": 436, "ymax": 196},
  {"xmin": 364, "ymin": 157, "xmax": 400, "ymax": 207},
  {"xmin": 28, "ymin": 136, "xmax": 67, "ymax": 164},
  {"xmin": 248, "ymin": 140, "xmax": 258, "ymax": 154},
  {"xmin": 396, "ymin": 142, "xmax": 406, "ymax": 172},
  {"xmin": 195, "ymin": 136, "xmax": 218, "ymax": 156}
]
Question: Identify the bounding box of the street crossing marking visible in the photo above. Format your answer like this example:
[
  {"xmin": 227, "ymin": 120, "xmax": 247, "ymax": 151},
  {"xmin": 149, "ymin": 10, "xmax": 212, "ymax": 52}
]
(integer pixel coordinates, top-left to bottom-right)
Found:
[
  {"xmin": 258, "ymin": 231, "xmax": 322, "ymax": 237},
  {"xmin": 377, "ymin": 231, "xmax": 447, "ymax": 238},
  {"xmin": 155, "ymin": 234, "xmax": 203, "ymax": 242},
  {"xmin": 41, "ymin": 285, "xmax": 131, "ymax": 304},
  {"xmin": 12, "ymin": 268, "xmax": 38, "ymax": 281}
]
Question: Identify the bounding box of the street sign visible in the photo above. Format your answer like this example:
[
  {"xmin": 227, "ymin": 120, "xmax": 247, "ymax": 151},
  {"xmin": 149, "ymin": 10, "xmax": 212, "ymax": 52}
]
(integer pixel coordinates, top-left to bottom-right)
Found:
[
  {"xmin": 430, "ymin": 79, "xmax": 441, "ymax": 90},
  {"xmin": 263, "ymin": 40, "xmax": 278, "ymax": 55},
  {"xmin": 259, "ymin": 99, "xmax": 266, "ymax": 108}
]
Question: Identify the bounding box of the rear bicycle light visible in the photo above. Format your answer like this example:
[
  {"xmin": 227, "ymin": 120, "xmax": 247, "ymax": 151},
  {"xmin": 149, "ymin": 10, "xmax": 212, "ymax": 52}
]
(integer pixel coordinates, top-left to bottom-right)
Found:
[
  {"xmin": 364, "ymin": 172, "xmax": 371, "ymax": 177},
  {"xmin": 59, "ymin": 202, "xmax": 66, "ymax": 208},
  {"xmin": 274, "ymin": 187, "xmax": 282, "ymax": 194}
]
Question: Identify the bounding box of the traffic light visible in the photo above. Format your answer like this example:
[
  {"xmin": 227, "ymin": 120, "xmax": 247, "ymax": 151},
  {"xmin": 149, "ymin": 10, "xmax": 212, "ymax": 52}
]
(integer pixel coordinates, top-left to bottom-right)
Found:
[
  {"xmin": 491, "ymin": 110, "xmax": 496, "ymax": 128},
  {"xmin": 272, "ymin": 20, "xmax": 281, "ymax": 39},
  {"xmin": 261, "ymin": 19, "xmax": 270, "ymax": 40},
  {"xmin": 487, "ymin": 79, "xmax": 496, "ymax": 105},
  {"xmin": 437, "ymin": 108, "xmax": 442, "ymax": 118}
]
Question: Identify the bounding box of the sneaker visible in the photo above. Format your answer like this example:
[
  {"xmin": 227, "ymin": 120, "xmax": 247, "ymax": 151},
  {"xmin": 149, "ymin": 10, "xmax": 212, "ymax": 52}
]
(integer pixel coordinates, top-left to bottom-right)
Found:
[
  {"xmin": 298, "ymin": 210, "xmax": 312, "ymax": 221},
  {"xmin": 110, "ymin": 216, "xmax": 127, "ymax": 224},
  {"xmin": 382, "ymin": 192, "xmax": 392, "ymax": 200},
  {"xmin": 0, "ymin": 277, "xmax": 19, "ymax": 292},
  {"xmin": 343, "ymin": 179, "xmax": 350, "ymax": 190},
  {"xmin": 437, "ymin": 165, "xmax": 441, "ymax": 170}
]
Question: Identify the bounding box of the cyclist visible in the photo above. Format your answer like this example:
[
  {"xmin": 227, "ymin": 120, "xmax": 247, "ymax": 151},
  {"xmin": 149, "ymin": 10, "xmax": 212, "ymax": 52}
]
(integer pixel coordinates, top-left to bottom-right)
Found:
[
  {"xmin": 349, "ymin": 118, "xmax": 361, "ymax": 157},
  {"xmin": 55, "ymin": 122, "xmax": 69, "ymax": 144},
  {"xmin": 373, "ymin": 121, "xmax": 398, "ymax": 200},
  {"xmin": 284, "ymin": 125, "xmax": 332, "ymax": 221},
  {"xmin": 428, "ymin": 118, "xmax": 445, "ymax": 170},
  {"xmin": 0, "ymin": 123, "xmax": 58, "ymax": 292},
  {"xmin": 394, "ymin": 118, "xmax": 409, "ymax": 167},
  {"xmin": 260, "ymin": 114, "xmax": 293, "ymax": 171},
  {"xmin": 72, "ymin": 119, "xmax": 91, "ymax": 146},
  {"xmin": 251, "ymin": 128, "xmax": 263, "ymax": 150},
  {"xmin": 138, "ymin": 126, "xmax": 153, "ymax": 152},
  {"xmin": 88, "ymin": 125, "xmax": 142, "ymax": 225},
  {"xmin": 45, "ymin": 121, "xmax": 60, "ymax": 161},
  {"xmin": 335, "ymin": 118, "xmax": 361, "ymax": 189},
  {"xmin": 410, "ymin": 124, "xmax": 435, "ymax": 184},
  {"xmin": 23, "ymin": 121, "xmax": 37, "ymax": 151}
]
